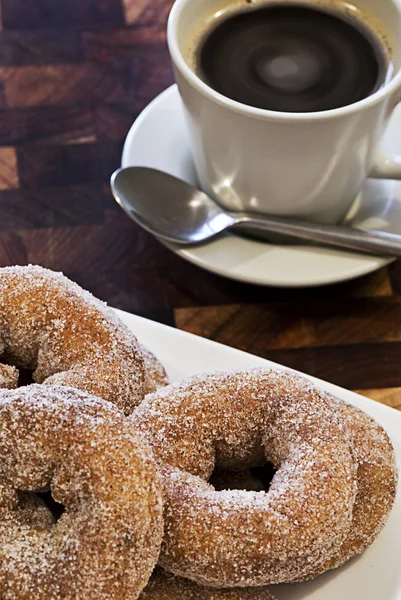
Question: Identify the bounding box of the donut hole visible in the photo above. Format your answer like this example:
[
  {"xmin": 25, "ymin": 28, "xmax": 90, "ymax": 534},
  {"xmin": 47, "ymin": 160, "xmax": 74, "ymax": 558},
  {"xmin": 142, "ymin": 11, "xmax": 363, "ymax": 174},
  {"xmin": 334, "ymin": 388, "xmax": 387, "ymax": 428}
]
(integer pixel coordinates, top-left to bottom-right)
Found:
[
  {"xmin": 209, "ymin": 462, "xmax": 277, "ymax": 492},
  {"xmin": 36, "ymin": 490, "xmax": 66, "ymax": 521},
  {"xmin": 15, "ymin": 490, "xmax": 66, "ymax": 531},
  {"xmin": 18, "ymin": 490, "xmax": 66, "ymax": 522},
  {"xmin": 0, "ymin": 359, "xmax": 35, "ymax": 388},
  {"xmin": 250, "ymin": 463, "xmax": 277, "ymax": 489},
  {"xmin": 18, "ymin": 367, "xmax": 35, "ymax": 387}
]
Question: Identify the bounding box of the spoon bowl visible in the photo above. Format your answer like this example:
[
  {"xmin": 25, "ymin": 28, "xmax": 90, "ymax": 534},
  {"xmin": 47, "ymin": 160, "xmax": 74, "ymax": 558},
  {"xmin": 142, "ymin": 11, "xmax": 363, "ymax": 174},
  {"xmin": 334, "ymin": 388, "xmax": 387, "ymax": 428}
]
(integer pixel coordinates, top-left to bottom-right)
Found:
[{"xmin": 111, "ymin": 167, "xmax": 236, "ymax": 244}]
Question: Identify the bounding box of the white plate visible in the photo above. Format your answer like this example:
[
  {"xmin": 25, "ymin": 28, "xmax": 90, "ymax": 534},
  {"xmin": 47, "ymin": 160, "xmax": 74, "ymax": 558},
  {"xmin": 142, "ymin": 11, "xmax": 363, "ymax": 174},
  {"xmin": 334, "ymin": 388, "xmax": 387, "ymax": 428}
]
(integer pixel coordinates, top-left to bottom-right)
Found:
[
  {"xmin": 115, "ymin": 308, "xmax": 401, "ymax": 600},
  {"xmin": 122, "ymin": 85, "xmax": 401, "ymax": 287}
]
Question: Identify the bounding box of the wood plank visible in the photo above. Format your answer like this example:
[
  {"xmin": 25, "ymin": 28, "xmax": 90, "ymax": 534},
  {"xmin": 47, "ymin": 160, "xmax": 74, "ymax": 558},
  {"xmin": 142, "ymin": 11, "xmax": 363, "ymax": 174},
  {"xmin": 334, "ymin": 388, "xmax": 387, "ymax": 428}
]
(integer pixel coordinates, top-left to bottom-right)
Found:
[
  {"xmin": 122, "ymin": 0, "xmax": 149, "ymax": 24},
  {"xmin": 94, "ymin": 103, "xmax": 138, "ymax": 141},
  {"xmin": 0, "ymin": 147, "xmax": 18, "ymax": 189},
  {"xmin": 0, "ymin": 213, "xmax": 167, "ymax": 268},
  {"xmin": 175, "ymin": 297, "xmax": 401, "ymax": 354},
  {"xmin": 257, "ymin": 343, "xmax": 401, "ymax": 391},
  {"xmin": 1, "ymin": 0, "xmax": 125, "ymax": 29},
  {"xmin": 17, "ymin": 143, "xmax": 102, "ymax": 188},
  {"xmin": 0, "ymin": 183, "xmax": 115, "ymax": 229},
  {"xmin": 0, "ymin": 30, "xmax": 84, "ymax": 66},
  {"xmin": 1, "ymin": 61, "xmax": 133, "ymax": 108},
  {"xmin": 354, "ymin": 387, "xmax": 401, "ymax": 411},
  {"xmin": 83, "ymin": 27, "xmax": 165, "ymax": 60},
  {"xmin": 175, "ymin": 304, "xmax": 316, "ymax": 350},
  {"xmin": 122, "ymin": 0, "xmax": 173, "ymax": 27},
  {"xmin": 0, "ymin": 106, "xmax": 95, "ymax": 146},
  {"xmin": 131, "ymin": 42, "xmax": 174, "ymax": 111},
  {"xmin": 176, "ymin": 296, "xmax": 401, "ymax": 350},
  {"xmin": 0, "ymin": 231, "xmax": 27, "ymax": 264}
]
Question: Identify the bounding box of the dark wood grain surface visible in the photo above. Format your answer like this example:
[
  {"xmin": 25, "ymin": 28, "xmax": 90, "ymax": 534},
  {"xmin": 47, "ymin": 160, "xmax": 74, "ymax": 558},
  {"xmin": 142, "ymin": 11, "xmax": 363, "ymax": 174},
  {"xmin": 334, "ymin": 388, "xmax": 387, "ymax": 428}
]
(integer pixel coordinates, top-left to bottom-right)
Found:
[{"xmin": 0, "ymin": 0, "xmax": 399, "ymax": 411}]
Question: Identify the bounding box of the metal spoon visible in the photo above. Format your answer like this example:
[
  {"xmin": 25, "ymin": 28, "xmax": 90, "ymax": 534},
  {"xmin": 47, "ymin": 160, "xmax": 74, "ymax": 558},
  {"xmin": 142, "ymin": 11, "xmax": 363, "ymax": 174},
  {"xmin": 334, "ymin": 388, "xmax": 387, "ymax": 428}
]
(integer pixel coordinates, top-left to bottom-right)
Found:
[{"xmin": 111, "ymin": 166, "xmax": 401, "ymax": 257}]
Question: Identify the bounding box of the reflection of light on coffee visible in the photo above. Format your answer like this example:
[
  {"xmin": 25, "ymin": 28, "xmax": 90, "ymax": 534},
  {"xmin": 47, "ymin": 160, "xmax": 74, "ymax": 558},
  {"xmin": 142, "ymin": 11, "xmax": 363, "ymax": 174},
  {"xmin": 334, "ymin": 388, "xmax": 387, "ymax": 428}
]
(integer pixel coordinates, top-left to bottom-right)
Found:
[
  {"xmin": 269, "ymin": 56, "xmax": 299, "ymax": 78},
  {"xmin": 257, "ymin": 47, "xmax": 322, "ymax": 92}
]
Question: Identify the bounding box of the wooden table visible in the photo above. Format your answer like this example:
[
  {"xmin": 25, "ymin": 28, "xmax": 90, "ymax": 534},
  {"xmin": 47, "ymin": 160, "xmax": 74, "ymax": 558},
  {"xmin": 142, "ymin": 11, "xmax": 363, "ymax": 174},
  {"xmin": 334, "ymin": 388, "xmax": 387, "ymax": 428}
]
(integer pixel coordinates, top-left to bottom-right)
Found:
[{"xmin": 0, "ymin": 0, "xmax": 399, "ymax": 411}]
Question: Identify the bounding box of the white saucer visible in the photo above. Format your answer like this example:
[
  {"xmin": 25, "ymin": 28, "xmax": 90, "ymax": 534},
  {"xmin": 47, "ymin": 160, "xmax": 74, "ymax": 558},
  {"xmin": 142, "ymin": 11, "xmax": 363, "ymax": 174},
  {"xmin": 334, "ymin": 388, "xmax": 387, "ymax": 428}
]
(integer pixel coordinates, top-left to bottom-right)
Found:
[{"xmin": 122, "ymin": 85, "xmax": 401, "ymax": 287}]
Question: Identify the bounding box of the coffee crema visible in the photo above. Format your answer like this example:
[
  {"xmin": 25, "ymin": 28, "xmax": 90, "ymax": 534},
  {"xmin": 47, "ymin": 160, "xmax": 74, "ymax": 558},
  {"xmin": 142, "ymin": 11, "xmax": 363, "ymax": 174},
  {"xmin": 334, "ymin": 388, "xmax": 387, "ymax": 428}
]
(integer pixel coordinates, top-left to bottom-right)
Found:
[{"xmin": 196, "ymin": 2, "xmax": 391, "ymax": 112}]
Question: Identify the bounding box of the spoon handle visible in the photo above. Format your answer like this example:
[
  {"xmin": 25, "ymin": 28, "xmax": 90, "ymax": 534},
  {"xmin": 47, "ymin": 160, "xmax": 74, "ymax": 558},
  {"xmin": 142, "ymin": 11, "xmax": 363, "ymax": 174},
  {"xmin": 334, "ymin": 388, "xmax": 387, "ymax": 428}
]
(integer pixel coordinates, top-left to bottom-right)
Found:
[{"xmin": 234, "ymin": 214, "xmax": 401, "ymax": 257}]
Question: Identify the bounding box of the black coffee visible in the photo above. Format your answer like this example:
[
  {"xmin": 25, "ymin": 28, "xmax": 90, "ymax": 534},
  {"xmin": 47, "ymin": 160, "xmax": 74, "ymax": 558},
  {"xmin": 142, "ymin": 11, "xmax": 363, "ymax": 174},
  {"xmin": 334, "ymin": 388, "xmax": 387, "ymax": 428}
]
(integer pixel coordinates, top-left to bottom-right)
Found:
[{"xmin": 197, "ymin": 3, "xmax": 390, "ymax": 112}]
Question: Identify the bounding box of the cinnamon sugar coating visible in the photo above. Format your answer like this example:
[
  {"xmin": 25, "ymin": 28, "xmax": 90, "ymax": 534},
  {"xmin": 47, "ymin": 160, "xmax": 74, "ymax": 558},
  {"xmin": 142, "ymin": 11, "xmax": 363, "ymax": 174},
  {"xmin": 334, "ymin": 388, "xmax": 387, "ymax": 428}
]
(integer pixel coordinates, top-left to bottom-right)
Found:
[
  {"xmin": 132, "ymin": 369, "xmax": 358, "ymax": 587},
  {"xmin": 139, "ymin": 568, "xmax": 276, "ymax": 600},
  {"xmin": 0, "ymin": 385, "xmax": 163, "ymax": 600},
  {"xmin": 0, "ymin": 364, "xmax": 19, "ymax": 389},
  {"xmin": 0, "ymin": 265, "xmax": 144, "ymax": 414},
  {"xmin": 140, "ymin": 345, "xmax": 169, "ymax": 396},
  {"xmin": 300, "ymin": 400, "xmax": 398, "ymax": 579}
]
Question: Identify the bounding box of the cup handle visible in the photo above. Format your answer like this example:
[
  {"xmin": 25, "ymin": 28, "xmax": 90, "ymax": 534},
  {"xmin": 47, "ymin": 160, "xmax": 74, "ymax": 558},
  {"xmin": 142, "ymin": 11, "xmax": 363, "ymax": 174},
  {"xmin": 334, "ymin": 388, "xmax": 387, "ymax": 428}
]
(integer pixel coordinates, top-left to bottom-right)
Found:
[
  {"xmin": 369, "ymin": 149, "xmax": 401, "ymax": 179},
  {"xmin": 369, "ymin": 97, "xmax": 401, "ymax": 180}
]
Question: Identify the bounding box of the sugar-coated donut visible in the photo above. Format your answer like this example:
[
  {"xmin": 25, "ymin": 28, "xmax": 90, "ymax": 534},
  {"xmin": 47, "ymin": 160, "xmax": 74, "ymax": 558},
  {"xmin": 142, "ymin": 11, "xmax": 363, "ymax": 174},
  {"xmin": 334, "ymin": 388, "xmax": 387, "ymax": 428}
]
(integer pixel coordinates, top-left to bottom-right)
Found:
[
  {"xmin": 140, "ymin": 344, "xmax": 169, "ymax": 395},
  {"xmin": 211, "ymin": 406, "xmax": 398, "ymax": 582},
  {"xmin": 139, "ymin": 569, "xmax": 276, "ymax": 600},
  {"xmin": 132, "ymin": 369, "xmax": 358, "ymax": 587},
  {"xmin": 0, "ymin": 265, "xmax": 144, "ymax": 414},
  {"xmin": 0, "ymin": 385, "xmax": 163, "ymax": 600},
  {"xmin": 300, "ymin": 400, "xmax": 398, "ymax": 579}
]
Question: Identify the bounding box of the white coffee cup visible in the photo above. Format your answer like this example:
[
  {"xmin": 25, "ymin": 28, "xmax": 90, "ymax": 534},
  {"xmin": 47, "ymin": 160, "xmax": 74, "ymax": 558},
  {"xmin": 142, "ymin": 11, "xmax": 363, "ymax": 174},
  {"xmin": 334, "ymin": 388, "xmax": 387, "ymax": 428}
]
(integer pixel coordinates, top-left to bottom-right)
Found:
[{"xmin": 167, "ymin": 0, "xmax": 401, "ymax": 224}]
